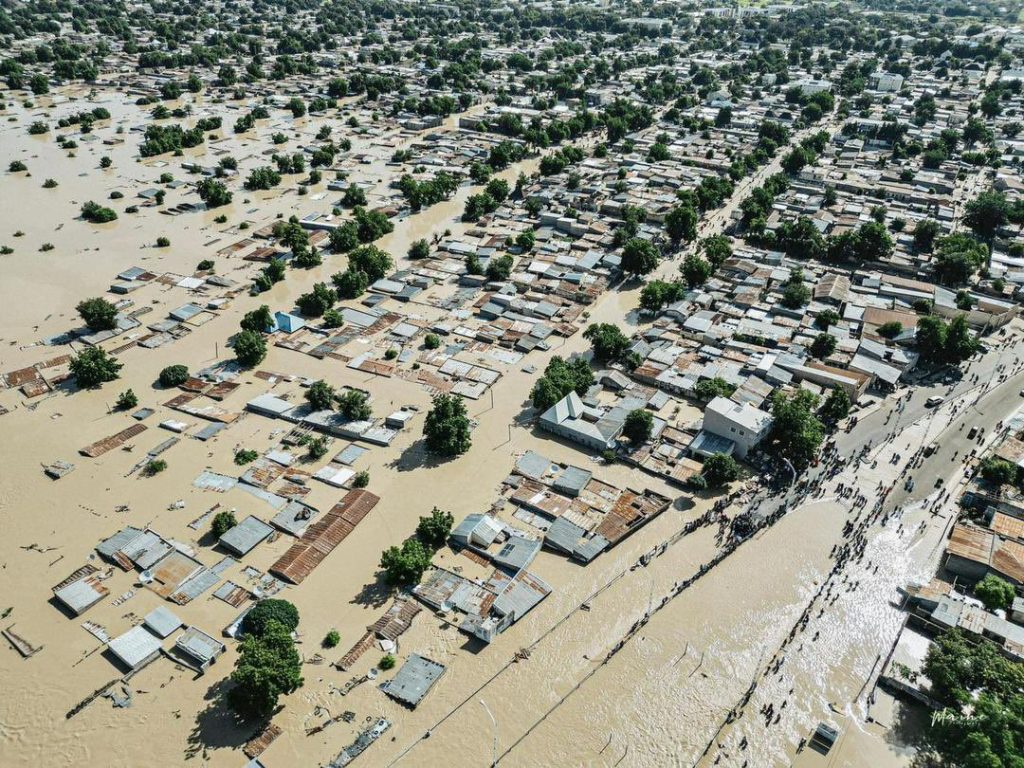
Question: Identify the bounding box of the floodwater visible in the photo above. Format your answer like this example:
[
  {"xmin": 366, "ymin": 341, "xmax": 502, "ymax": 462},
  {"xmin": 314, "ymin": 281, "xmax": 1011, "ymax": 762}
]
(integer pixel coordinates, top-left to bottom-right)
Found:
[{"xmin": 0, "ymin": 85, "xmax": 976, "ymax": 768}]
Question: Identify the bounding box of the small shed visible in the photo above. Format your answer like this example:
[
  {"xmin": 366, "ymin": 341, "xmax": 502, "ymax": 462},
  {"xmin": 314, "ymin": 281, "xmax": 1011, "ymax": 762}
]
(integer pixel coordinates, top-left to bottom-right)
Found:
[
  {"xmin": 273, "ymin": 311, "xmax": 306, "ymax": 334},
  {"xmin": 144, "ymin": 606, "xmax": 184, "ymax": 638},
  {"xmin": 219, "ymin": 516, "xmax": 275, "ymax": 557},
  {"xmin": 108, "ymin": 625, "xmax": 162, "ymax": 670},
  {"xmin": 380, "ymin": 653, "xmax": 446, "ymax": 708},
  {"xmin": 175, "ymin": 626, "xmax": 226, "ymax": 671}
]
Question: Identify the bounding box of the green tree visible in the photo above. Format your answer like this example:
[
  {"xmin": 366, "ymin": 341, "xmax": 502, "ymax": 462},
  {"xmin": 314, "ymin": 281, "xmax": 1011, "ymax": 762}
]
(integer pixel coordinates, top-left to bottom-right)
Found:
[
  {"xmin": 934, "ymin": 234, "xmax": 988, "ymax": 285},
  {"xmin": 583, "ymin": 323, "xmax": 630, "ymax": 364},
  {"xmin": 296, "ymin": 283, "xmax": 336, "ymax": 317},
  {"xmin": 681, "ymin": 254, "xmax": 712, "ymax": 287},
  {"xmin": 815, "ymin": 309, "xmax": 840, "ymax": 330},
  {"xmin": 810, "ymin": 333, "xmax": 837, "ymax": 359},
  {"xmin": 620, "ymin": 238, "xmax": 659, "ymax": 276},
  {"xmin": 665, "ymin": 205, "xmax": 698, "ymax": 244},
  {"xmin": 702, "ymin": 235, "xmax": 732, "ymax": 268},
  {"xmin": 408, "ymin": 239, "xmax": 430, "ymax": 260},
  {"xmin": 347, "ymin": 244, "xmax": 393, "ymax": 282},
  {"xmin": 694, "ymin": 378, "xmax": 736, "ymax": 401},
  {"xmin": 77, "ymin": 297, "xmax": 118, "ymax": 331},
  {"xmin": 197, "ymin": 178, "xmax": 232, "ymax": 208},
  {"xmin": 70, "ymin": 347, "xmax": 122, "ymax": 388},
  {"xmin": 337, "ymin": 389, "xmax": 372, "ymax": 420},
  {"xmin": 975, "ymin": 574, "xmax": 1016, "ymax": 611},
  {"xmin": 485, "ymin": 254, "xmax": 514, "ymax": 281},
  {"xmin": 332, "ymin": 267, "xmax": 369, "ymax": 299},
  {"xmin": 234, "ymin": 329, "xmax": 267, "ymax": 367},
  {"xmin": 416, "ymin": 507, "xmax": 454, "ymax": 550},
  {"xmin": 380, "ymin": 538, "xmax": 433, "ymax": 586},
  {"xmin": 945, "ymin": 314, "xmax": 979, "ymax": 364},
  {"xmin": 211, "ymin": 510, "xmax": 238, "ymax": 538},
  {"xmin": 531, "ymin": 356, "xmax": 594, "ymax": 410},
  {"xmin": 623, "ymin": 409, "xmax": 653, "ymax": 444},
  {"xmin": 702, "ymin": 453, "xmax": 740, "ymax": 488},
  {"xmin": 241, "ymin": 305, "xmax": 273, "ymax": 334},
  {"xmin": 158, "ymin": 364, "xmax": 189, "ymax": 387},
  {"xmin": 639, "ymin": 280, "xmax": 684, "ymax": 312},
  {"xmin": 980, "ymin": 456, "xmax": 1019, "ymax": 487},
  {"xmin": 228, "ymin": 619, "xmax": 303, "ymax": 719},
  {"xmin": 767, "ymin": 390, "xmax": 823, "ymax": 470},
  {"xmin": 423, "ymin": 393, "xmax": 472, "ymax": 457},
  {"xmin": 964, "ymin": 190, "xmax": 1008, "ymax": 239},
  {"xmin": 913, "ymin": 219, "xmax": 940, "ymax": 252},
  {"xmin": 916, "ymin": 315, "xmax": 948, "ymax": 365},
  {"xmin": 877, "ymin": 321, "xmax": 903, "ymax": 339},
  {"xmin": 780, "ymin": 272, "xmax": 810, "ymax": 309},
  {"xmin": 819, "ymin": 387, "xmax": 850, "ymax": 425},
  {"xmin": 242, "ymin": 599, "xmax": 300, "ymax": 637},
  {"xmin": 305, "ymin": 380, "xmax": 335, "ymax": 411}
]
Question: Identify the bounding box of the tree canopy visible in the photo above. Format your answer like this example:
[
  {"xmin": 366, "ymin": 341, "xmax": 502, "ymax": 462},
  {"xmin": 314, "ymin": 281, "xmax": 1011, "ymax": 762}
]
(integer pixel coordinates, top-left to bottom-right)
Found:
[{"xmin": 423, "ymin": 393, "xmax": 472, "ymax": 457}]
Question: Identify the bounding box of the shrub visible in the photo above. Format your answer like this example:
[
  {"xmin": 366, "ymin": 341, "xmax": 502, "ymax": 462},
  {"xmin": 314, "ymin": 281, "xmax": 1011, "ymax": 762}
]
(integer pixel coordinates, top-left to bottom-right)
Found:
[
  {"xmin": 158, "ymin": 364, "xmax": 189, "ymax": 388},
  {"xmin": 115, "ymin": 389, "xmax": 138, "ymax": 410},
  {"xmin": 211, "ymin": 510, "xmax": 238, "ymax": 538},
  {"xmin": 323, "ymin": 630, "xmax": 341, "ymax": 649},
  {"xmin": 424, "ymin": 333, "xmax": 441, "ymax": 350},
  {"xmin": 352, "ymin": 470, "xmax": 370, "ymax": 488},
  {"xmin": 8, "ymin": 160, "xmax": 27, "ymax": 172},
  {"xmin": 378, "ymin": 654, "xmax": 396, "ymax": 670},
  {"xmin": 234, "ymin": 449, "xmax": 259, "ymax": 465},
  {"xmin": 155, "ymin": 236, "xmax": 170, "ymax": 247},
  {"xmin": 143, "ymin": 459, "xmax": 167, "ymax": 476}
]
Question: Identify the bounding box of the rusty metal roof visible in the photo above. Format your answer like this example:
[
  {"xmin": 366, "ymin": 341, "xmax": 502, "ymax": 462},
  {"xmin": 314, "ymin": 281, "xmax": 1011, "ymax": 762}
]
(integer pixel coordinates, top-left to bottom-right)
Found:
[{"xmin": 270, "ymin": 490, "xmax": 379, "ymax": 584}]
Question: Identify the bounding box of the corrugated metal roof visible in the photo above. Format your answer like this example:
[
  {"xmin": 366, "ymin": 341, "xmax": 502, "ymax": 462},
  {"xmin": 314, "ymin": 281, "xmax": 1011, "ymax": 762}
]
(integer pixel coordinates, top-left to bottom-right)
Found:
[
  {"xmin": 108, "ymin": 625, "xmax": 162, "ymax": 669},
  {"xmin": 270, "ymin": 490, "xmax": 380, "ymax": 584},
  {"xmin": 380, "ymin": 653, "xmax": 446, "ymax": 707},
  {"xmin": 218, "ymin": 516, "xmax": 274, "ymax": 557}
]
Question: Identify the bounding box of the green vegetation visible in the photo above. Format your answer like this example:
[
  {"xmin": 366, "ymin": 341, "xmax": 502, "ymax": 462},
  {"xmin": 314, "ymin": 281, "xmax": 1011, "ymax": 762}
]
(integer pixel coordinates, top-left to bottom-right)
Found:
[
  {"xmin": 694, "ymin": 378, "xmax": 735, "ymax": 401},
  {"xmin": 211, "ymin": 510, "xmax": 238, "ymax": 538},
  {"xmin": 80, "ymin": 201, "xmax": 117, "ymax": 223},
  {"xmin": 70, "ymin": 347, "xmax": 122, "ymax": 388},
  {"xmin": 423, "ymin": 393, "xmax": 472, "ymax": 457},
  {"xmin": 323, "ymin": 630, "xmax": 341, "ymax": 649},
  {"xmin": 234, "ymin": 329, "xmax": 268, "ymax": 368},
  {"xmin": 766, "ymin": 390, "xmax": 823, "ymax": 471},
  {"xmin": 531, "ymin": 356, "xmax": 594, "ymax": 410},
  {"xmin": 380, "ymin": 538, "xmax": 433, "ymax": 586},
  {"xmin": 337, "ymin": 389, "xmax": 372, "ymax": 420},
  {"xmin": 416, "ymin": 507, "xmax": 454, "ymax": 550},
  {"xmin": 922, "ymin": 629, "xmax": 1024, "ymax": 768},
  {"xmin": 305, "ymin": 380, "xmax": 336, "ymax": 411},
  {"xmin": 702, "ymin": 453, "xmax": 740, "ymax": 488},
  {"xmin": 378, "ymin": 653, "xmax": 397, "ymax": 671},
  {"xmin": 143, "ymin": 459, "xmax": 167, "ymax": 476},
  {"xmin": 229, "ymin": 616, "xmax": 303, "ymax": 719},
  {"xmin": 916, "ymin": 314, "xmax": 978, "ymax": 367},
  {"xmin": 583, "ymin": 323, "xmax": 630, "ymax": 365},
  {"xmin": 235, "ymin": 449, "xmax": 259, "ymax": 466},
  {"xmin": 115, "ymin": 389, "xmax": 138, "ymax": 410},
  {"xmin": 974, "ymin": 574, "xmax": 1016, "ymax": 611},
  {"xmin": 76, "ymin": 297, "xmax": 118, "ymax": 332},
  {"xmin": 623, "ymin": 409, "xmax": 653, "ymax": 444},
  {"xmin": 158, "ymin": 364, "xmax": 189, "ymax": 388}
]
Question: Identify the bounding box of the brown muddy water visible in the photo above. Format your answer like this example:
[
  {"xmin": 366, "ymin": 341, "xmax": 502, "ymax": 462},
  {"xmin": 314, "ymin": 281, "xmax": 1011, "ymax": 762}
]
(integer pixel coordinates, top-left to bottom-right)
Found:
[{"xmin": 0, "ymin": 86, "xmax": 946, "ymax": 768}]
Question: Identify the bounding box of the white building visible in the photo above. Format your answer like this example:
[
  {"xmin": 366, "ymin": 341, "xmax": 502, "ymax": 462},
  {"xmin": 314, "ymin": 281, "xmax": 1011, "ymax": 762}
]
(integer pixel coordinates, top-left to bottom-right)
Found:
[
  {"xmin": 698, "ymin": 397, "xmax": 774, "ymax": 459},
  {"xmin": 871, "ymin": 72, "xmax": 905, "ymax": 92}
]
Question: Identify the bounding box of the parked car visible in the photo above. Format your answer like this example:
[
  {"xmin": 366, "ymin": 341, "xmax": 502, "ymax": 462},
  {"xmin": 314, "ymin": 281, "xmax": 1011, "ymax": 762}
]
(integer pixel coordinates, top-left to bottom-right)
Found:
[{"xmin": 926, "ymin": 396, "xmax": 944, "ymax": 408}]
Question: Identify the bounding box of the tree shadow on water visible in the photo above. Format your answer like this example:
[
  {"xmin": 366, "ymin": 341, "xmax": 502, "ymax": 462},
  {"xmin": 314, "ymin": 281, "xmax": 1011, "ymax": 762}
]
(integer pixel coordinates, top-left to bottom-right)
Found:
[
  {"xmin": 386, "ymin": 438, "xmax": 448, "ymax": 472},
  {"xmin": 351, "ymin": 571, "xmax": 392, "ymax": 609},
  {"xmin": 185, "ymin": 678, "xmax": 262, "ymax": 761}
]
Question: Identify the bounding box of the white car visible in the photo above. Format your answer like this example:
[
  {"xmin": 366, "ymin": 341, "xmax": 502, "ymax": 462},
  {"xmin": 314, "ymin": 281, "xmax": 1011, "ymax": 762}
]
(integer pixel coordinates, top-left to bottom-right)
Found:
[{"xmin": 925, "ymin": 396, "xmax": 944, "ymax": 407}]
